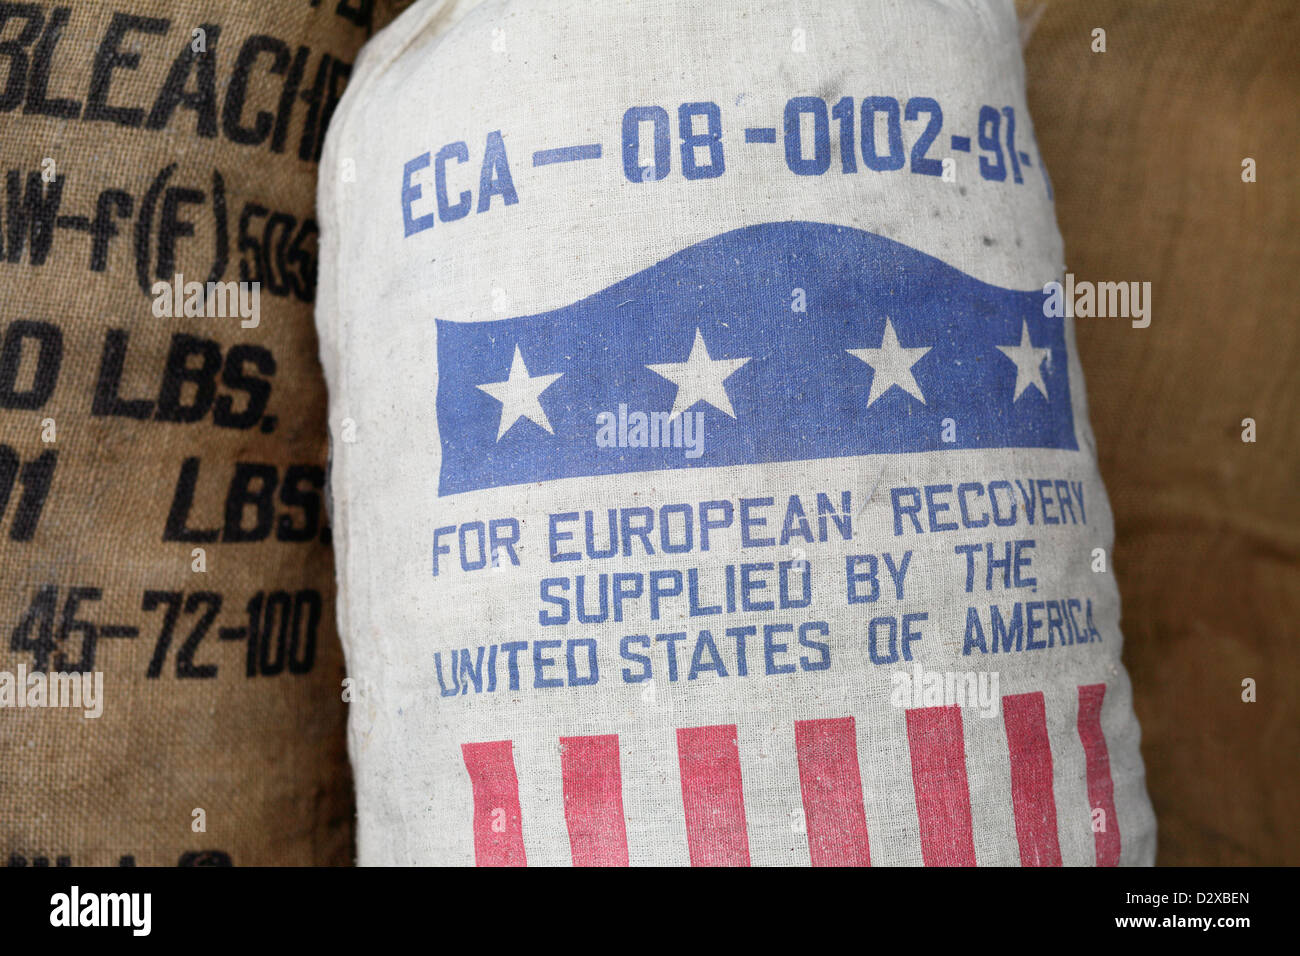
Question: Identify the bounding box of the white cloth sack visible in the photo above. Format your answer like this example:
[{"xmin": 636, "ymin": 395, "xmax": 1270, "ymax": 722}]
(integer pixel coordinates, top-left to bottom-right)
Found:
[{"xmin": 317, "ymin": 0, "xmax": 1156, "ymax": 865}]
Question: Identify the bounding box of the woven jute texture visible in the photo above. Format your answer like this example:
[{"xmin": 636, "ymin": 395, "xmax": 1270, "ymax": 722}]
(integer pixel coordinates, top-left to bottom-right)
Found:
[
  {"xmin": 1020, "ymin": 0, "xmax": 1299, "ymax": 865},
  {"xmin": 0, "ymin": 0, "xmax": 405, "ymax": 866}
]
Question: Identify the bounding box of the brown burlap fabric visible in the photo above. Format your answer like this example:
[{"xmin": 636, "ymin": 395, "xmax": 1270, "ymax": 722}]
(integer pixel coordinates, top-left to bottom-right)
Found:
[
  {"xmin": 1020, "ymin": 0, "xmax": 1299, "ymax": 864},
  {"xmin": 0, "ymin": 0, "xmax": 404, "ymax": 866}
]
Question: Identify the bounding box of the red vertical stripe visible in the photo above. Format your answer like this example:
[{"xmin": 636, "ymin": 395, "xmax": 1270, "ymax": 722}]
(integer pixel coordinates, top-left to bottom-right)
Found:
[
  {"xmin": 794, "ymin": 717, "xmax": 871, "ymax": 866},
  {"xmin": 676, "ymin": 724, "xmax": 750, "ymax": 866},
  {"xmin": 905, "ymin": 705, "xmax": 977, "ymax": 866},
  {"xmin": 1002, "ymin": 692, "xmax": 1063, "ymax": 866},
  {"xmin": 1077, "ymin": 683, "xmax": 1121, "ymax": 866},
  {"xmin": 461, "ymin": 740, "xmax": 527, "ymax": 867},
  {"xmin": 559, "ymin": 734, "xmax": 629, "ymax": 867}
]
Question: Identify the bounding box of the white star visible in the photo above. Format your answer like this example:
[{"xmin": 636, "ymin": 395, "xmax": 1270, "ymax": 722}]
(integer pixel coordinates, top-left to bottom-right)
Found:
[
  {"xmin": 847, "ymin": 318, "xmax": 930, "ymax": 406},
  {"xmin": 646, "ymin": 327, "xmax": 751, "ymax": 421},
  {"xmin": 476, "ymin": 345, "xmax": 563, "ymax": 440},
  {"xmin": 996, "ymin": 320, "xmax": 1052, "ymax": 401}
]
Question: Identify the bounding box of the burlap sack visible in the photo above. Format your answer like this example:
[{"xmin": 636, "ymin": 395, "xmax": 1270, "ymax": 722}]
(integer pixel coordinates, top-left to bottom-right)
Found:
[
  {"xmin": 319, "ymin": 0, "xmax": 1156, "ymax": 865},
  {"xmin": 1018, "ymin": 0, "xmax": 1299, "ymax": 865},
  {"xmin": 0, "ymin": 0, "xmax": 401, "ymax": 866}
]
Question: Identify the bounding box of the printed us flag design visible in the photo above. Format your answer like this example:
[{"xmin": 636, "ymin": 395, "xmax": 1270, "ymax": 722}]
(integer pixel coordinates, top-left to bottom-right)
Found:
[
  {"xmin": 461, "ymin": 684, "xmax": 1121, "ymax": 867},
  {"xmin": 435, "ymin": 221, "xmax": 1076, "ymax": 496}
]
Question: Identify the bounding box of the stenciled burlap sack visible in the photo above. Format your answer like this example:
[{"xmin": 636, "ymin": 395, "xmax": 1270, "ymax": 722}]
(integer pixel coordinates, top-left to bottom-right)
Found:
[
  {"xmin": 1018, "ymin": 0, "xmax": 1299, "ymax": 865},
  {"xmin": 318, "ymin": 0, "xmax": 1156, "ymax": 866},
  {"xmin": 0, "ymin": 0, "xmax": 403, "ymax": 866}
]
